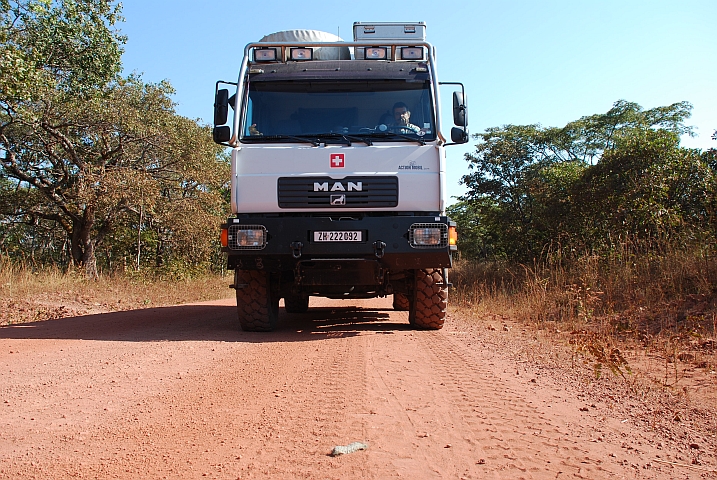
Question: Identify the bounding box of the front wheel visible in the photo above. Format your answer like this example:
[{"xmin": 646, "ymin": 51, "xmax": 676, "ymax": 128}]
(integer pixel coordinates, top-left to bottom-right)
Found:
[
  {"xmin": 409, "ymin": 268, "xmax": 447, "ymax": 330},
  {"xmin": 235, "ymin": 270, "xmax": 279, "ymax": 332},
  {"xmin": 284, "ymin": 292, "xmax": 309, "ymax": 313},
  {"xmin": 392, "ymin": 293, "xmax": 410, "ymax": 311}
]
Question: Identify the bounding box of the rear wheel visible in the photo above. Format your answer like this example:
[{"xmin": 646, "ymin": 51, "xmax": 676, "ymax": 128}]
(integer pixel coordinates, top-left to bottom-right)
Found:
[
  {"xmin": 392, "ymin": 293, "xmax": 410, "ymax": 311},
  {"xmin": 284, "ymin": 292, "xmax": 309, "ymax": 313},
  {"xmin": 235, "ymin": 270, "xmax": 279, "ymax": 332},
  {"xmin": 410, "ymin": 268, "xmax": 447, "ymax": 330}
]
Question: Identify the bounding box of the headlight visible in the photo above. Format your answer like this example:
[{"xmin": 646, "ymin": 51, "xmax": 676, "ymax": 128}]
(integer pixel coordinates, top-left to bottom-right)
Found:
[
  {"xmin": 409, "ymin": 223, "xmax": 448, "ymax": 248},
  {"xmin": 227, "ymin": 225, "xmax": 267, "ymax": 250},
  {"xmin": 413, "ymin": 228, "xmax": 442, "ymax": 245}
]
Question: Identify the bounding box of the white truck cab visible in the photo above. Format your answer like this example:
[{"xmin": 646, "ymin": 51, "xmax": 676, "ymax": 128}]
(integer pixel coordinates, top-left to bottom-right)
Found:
[{"xmin": 214, "ymin": 22, "xmax": 468, "ymax": 331}]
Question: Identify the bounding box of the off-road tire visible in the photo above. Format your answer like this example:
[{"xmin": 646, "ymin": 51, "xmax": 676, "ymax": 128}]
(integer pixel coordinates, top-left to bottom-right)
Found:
[
  {"xmin": 392, "ymin": 293, "xmax": 410, "ymax": 311},
  {"xmin": 284, "ymin": 293, "xmax": 309, "ymax": 313},
  {"xmin": 235, "ymin": 270, "xmax": 279, "ymax": 332},
  {"xmin": 410, "ymin": 268, "xmax": 447, "ymax": 330}
]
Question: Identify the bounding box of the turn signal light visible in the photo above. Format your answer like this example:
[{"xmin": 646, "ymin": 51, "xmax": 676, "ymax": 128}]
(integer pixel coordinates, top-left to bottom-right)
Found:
[
  {"xmin": 449, "ymin": 226, "xmax": 458, "ymax": 246},
  {"xmin": 220, "ymin": 228, "xmax": 228, "ymax": 247}
]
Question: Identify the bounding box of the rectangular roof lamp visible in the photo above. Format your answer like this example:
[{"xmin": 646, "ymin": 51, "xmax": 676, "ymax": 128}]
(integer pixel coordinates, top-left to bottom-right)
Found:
[
  {"xmin": 364, "ymin": 47, "xmax": 387, "ymax": 60},
  {"xmin": 400, "ymin": 46, "xmax": 423, "ymax": 60},
  {"xmin": 253, "ymin": 47, "xmax": 277, "ymax": 62},
  {"xmin": 290, "ymin": 47, "xmax": 313, "ymax": 61}
]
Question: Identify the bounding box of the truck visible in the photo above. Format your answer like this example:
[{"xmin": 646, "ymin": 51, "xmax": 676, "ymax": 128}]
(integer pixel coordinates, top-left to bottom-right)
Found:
[{"xmin": 213, "ymin": 22, "xmax": 468, "ymax": 331}]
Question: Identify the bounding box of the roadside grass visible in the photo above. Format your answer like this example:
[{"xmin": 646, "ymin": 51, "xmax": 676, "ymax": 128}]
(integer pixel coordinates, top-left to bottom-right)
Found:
[
  {"xmin": 0, "ymin": 257, "xmax": 233, "ymax": 325},
  {"xmin": 450, "ymin": 246, "xmax": 717, "ymax": 388}
]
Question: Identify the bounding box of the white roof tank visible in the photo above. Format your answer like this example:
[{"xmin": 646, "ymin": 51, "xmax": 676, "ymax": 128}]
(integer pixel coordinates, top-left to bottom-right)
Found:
[{"xmin": 259, "ymin": 30, "xmax": 350, "ymax": 60}]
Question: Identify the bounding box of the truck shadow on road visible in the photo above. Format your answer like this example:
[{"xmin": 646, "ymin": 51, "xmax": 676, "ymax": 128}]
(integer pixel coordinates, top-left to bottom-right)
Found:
[
  {"xmin": 0, "ymin": 303, "xmax": 414, "ymax": 343},
  {"xmin": 275, "ymin": 306, "xmax": 412, "ymax": 336}
]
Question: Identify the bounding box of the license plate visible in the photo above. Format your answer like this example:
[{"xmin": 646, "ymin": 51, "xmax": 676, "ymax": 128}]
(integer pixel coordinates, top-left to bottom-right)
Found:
[{"xmin": 313, "ymin": 231, "xmax": 362, "ymax": 242}]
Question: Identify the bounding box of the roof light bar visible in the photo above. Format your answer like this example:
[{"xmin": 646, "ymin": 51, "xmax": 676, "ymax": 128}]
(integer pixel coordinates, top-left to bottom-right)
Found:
[
  {"xmin": 364, "ymin": 47, "xmax": 387, "ymax": 60},
  {"xmin": 290, "ymin": 47, "xmax": 313, "ymax": 61}
]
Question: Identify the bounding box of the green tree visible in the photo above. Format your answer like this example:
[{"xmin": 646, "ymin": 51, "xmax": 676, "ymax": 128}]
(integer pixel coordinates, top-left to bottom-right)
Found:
[
  {"xmin": 458, "ymin": 101, "xmax": 698, "ymax": 260},
  {"xmin": 1, "ymin": 1, "xmax": 229, "ymax": 276},
  {"xmin": 570, "ymin": 130, "xmax": 716, "ymax": 251},
  {"xmin": 0, "ymin": 0, "xmax": 124, "ymax": 99},
  {"xmin": 1, "ymin": 77, "xmax": 228, "ymax": 276},
  {"xmin": 446, "ymin": 199, "xmax": 497, "ymax": 259}
]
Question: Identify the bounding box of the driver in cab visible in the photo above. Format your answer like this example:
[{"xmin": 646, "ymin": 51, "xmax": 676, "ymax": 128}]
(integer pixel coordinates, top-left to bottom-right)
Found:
[{"xmin": 386, "ymin": 102, "xmax": 422, "ymax": 134}]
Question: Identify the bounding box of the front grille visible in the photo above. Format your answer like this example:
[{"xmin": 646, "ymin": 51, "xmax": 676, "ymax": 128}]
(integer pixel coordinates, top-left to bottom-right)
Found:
[{"xmin": 278, "ymin": 176, "xmax": 398, "ymax": 208}]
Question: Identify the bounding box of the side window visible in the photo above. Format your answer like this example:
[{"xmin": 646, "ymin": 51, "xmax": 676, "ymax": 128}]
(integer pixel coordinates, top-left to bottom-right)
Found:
[
  {"xmin": 243, "ymin": 97, "xmax": 254, "ymax": 136},
  {"xmin": 419, "ymin": 89, "xmax": 434, "ymax": 134}
]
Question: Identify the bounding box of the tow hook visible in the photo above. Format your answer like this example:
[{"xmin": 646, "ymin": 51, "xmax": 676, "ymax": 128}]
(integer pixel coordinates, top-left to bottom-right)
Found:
[
  {"xmin": 373, "ymin": 241, "xmax": 386, "ymax": 259},
  {"xmin": 291, "ymin": 241, "xmax": 303, "ymax": 259}
]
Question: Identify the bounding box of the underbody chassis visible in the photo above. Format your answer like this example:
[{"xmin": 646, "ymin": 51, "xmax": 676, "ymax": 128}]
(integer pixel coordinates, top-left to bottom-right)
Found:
[{"xmin": 222, "ymin": 214, "xmax": 455, "ymax": 331}]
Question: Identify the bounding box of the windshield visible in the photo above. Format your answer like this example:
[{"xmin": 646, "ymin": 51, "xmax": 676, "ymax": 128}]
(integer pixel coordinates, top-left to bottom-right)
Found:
[{"xmin": 241, "ymin": 79, "xmax": 435, "ymax": 142}]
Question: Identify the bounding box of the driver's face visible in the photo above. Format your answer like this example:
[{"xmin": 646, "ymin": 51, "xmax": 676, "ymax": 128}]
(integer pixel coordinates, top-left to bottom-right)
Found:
[{"xmin": 394, "ymin": 107, "xmax": 410, "ymax": 125}]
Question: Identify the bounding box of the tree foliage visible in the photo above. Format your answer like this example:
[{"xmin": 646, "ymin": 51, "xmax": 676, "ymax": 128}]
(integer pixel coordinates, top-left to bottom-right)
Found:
[
  {"xmin": 455, "ymin": 100, "xmax": 715, "ymax": 261},
  {"xmin": 0, "ymin": 0, "xmax": 124, "ymax": 99},
  {"xmin": 1, "ymin": 1, "xmax": 229, "ymax": 277}
]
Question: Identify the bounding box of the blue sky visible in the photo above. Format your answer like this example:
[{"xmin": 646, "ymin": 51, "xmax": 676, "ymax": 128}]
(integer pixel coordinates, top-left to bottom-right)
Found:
[{"xmin": 118, "ymin": 0, "xmax": 716, "ymax": 203}]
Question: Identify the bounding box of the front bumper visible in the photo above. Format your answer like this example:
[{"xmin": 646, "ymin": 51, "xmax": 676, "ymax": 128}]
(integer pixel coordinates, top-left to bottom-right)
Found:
[{"xmin": 221, "ymin": 214, "xmax": 455, "ymax": 271}]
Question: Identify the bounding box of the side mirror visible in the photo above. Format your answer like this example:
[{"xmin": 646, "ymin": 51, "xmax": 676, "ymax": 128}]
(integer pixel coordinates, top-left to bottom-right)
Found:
[
  {"xmin": 214, "ymin": 88, "xmax": 229, "ymax": 126},
  {"xmin": 451, "ymin": 127, "xmax": 469, "ymax": 144},
  {"xmin": 453, "ymin": 91, "xmax": 467, "ymax": 127},
  {"xmin": 213, "ymin": 126, "xmax": 231, "ymax": 144}
]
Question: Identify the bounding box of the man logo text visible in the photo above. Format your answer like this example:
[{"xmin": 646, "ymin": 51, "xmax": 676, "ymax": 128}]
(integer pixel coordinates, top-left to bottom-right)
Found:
[{"xmin": 314, "ymin": 182, "xmax": 363, "ymax": 192}]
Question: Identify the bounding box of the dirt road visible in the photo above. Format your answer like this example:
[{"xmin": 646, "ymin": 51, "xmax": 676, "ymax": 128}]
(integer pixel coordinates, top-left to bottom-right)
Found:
[{"xmin": 0, "ymin": 297, "xmax": 713, "ymax": 479}]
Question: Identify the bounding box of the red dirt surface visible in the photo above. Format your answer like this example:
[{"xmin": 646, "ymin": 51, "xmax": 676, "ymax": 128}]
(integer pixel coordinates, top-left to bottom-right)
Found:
[{"xmin": 1, "ymin": 297, "xmax": 715, "ymax": 479}]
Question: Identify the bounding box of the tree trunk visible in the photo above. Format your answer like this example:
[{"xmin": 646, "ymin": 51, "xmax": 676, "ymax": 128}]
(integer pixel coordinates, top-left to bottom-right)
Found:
[
  {"xmin": 136, "ymin": 202, "xmax": 143, "ymax": 271},
  {"xmin": 70, "ymin": 211, "xmax": 99, "ymax": 279},
  {"xmin": 82, "ymin": 245, "xmax": 99, "ymax": 279}
]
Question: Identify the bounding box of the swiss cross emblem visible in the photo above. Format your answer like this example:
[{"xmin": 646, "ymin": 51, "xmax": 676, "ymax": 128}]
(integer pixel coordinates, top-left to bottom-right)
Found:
[{"xmin": 330, "ymin": 153, "xmax": 345, "ymax": 168}]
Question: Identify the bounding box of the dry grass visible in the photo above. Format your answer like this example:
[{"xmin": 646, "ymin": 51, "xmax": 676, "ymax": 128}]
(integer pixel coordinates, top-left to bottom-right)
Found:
[
  {"xmin": 451, "ymin": 247, "xmax": 717, "ymax": 442},
  {"xmin": 0, "ymin": 257, "xmax": 232, "ymax": 325},
  {"xmin": 451, "ymin": 246, "xmax": 717, "ymax": 383}
]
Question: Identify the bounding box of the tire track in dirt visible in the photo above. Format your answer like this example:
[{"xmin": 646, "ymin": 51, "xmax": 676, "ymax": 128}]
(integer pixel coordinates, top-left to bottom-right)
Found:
[
  {"xmin": 1, "ymin": 298, "xmax": 709, "ymax": 479},
  {"xmin": 364, "ymin": 316, "xmax": 528, "ymax": 479},
  {"xmin": 237, "ymin": 322, "xmax": 371, "ymax": 479},
  {"xmin": 89, "ymin": 329, "xmax": 371, "ymax": 479},
  {"xmin": 0, "ymin": 301, "xmax": 371, "ymax": 479},
  {"xmin": 414, "ymin": 331, "xmax": 609, "ymax": 479},
  {"xmin": 361, "ymin": 312, "xmax": 653, "ymax": 479}
]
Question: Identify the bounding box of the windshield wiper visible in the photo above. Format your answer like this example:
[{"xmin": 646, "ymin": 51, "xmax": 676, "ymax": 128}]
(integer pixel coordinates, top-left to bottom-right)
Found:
[
  {"xmin": 315, "ymin": 133, "xmax": 373, "ymax": 146},
  {"xmin": 366, "ymin": 132, "xmax": 426, "ymax": 145},
  {"xmin": 242, "ymin": 135, "xmax": 319, "ymax": 146}
]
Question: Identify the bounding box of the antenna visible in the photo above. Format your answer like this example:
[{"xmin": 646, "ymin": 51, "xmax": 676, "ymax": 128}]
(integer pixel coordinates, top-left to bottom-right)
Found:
[{"xmin": 337, "ymin": 26, "xmax": 340, "ymax": 39}]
